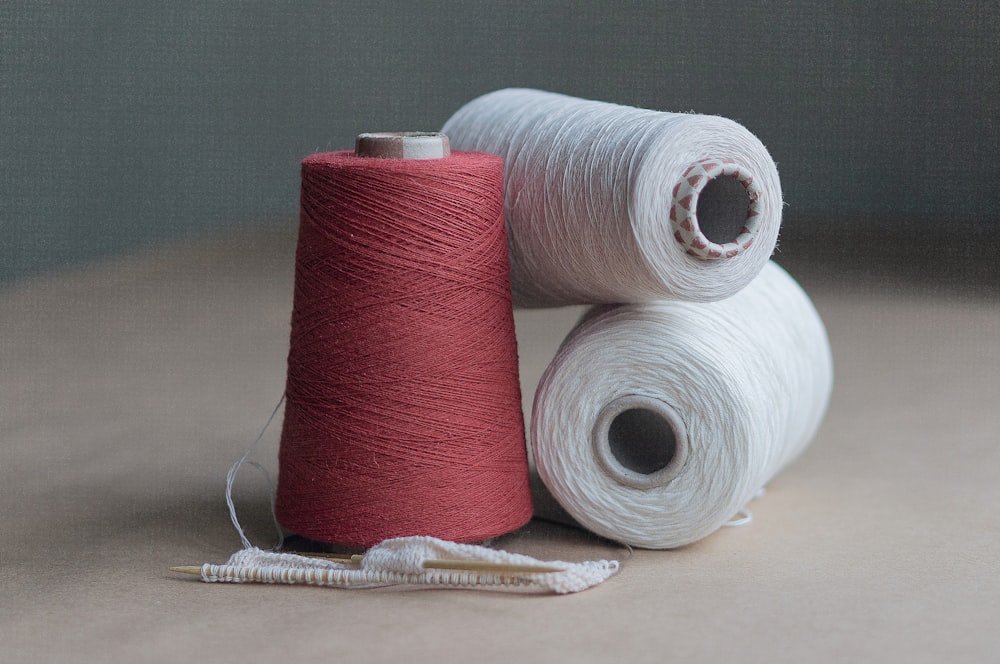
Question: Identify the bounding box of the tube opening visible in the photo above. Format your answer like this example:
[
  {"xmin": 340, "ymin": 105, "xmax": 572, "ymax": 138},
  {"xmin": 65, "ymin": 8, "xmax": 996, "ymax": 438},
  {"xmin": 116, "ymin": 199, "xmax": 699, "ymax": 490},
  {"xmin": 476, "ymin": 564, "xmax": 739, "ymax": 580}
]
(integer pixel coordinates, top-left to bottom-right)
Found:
[
  {"xmin": 695, "ymin": 175, "xmax": 750, "ymax": 245},
  {"xmin": 670, "ymin": 159, "xmax": 760, "ymax": 259},
  {"xmin": 608, "ymin": 408, "xmax": 677, "ymax": 475},
  {"xmin": 592, "ymin": 396, "xmax": 688, "ymax": 489}
]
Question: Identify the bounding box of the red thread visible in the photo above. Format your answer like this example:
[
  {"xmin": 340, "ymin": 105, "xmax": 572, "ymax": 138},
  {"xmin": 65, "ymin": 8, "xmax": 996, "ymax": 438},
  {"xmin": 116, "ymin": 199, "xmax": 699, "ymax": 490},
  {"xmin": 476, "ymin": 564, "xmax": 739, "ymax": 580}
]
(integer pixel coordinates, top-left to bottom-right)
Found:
[{"xmin": 275, "ymin": 150, "xmax": 533, "ymax": 547}]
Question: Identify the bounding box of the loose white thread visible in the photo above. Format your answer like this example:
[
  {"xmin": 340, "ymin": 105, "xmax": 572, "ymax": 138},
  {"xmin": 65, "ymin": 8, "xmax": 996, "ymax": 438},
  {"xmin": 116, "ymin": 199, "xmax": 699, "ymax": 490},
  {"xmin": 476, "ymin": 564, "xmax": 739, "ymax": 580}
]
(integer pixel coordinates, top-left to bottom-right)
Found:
[
  {"xmin": 722, "ymin": 487, "xmax": 767, "ymax": 527},
  {"xmin": 441, "ymin": 88, "xmax": 783, "ymax": 307},
  {"xmin": 532, "ymin": 262, "xmax": 833, "ymax": 549},
  {"xmin": 225, "ymin": 396, "xmax": 285, "ymax": 551}
]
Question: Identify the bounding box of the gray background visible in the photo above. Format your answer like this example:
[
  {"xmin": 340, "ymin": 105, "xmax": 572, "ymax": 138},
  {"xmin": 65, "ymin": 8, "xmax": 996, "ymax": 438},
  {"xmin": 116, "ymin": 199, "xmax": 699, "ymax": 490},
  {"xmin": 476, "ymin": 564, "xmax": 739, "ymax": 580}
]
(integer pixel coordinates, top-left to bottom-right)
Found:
[{"xmin": 2, "ymin": 0, "xmax": 998, "ymax": 282}]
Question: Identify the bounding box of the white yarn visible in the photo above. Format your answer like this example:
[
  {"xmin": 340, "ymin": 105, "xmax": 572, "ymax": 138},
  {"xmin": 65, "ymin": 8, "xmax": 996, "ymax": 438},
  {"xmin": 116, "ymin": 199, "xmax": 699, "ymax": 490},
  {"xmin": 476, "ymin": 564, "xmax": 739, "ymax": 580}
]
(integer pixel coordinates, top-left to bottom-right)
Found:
[
  {"xmin": 531, "ymin": 262, "xmax": 833, "ymax": 549},
  {"xmin": 441, "ymin": 88, "xmax": 783, "ymax": 307},
  {"xmin": 196, "ymin": 537, "xmax": 619, "ymax": 594}
]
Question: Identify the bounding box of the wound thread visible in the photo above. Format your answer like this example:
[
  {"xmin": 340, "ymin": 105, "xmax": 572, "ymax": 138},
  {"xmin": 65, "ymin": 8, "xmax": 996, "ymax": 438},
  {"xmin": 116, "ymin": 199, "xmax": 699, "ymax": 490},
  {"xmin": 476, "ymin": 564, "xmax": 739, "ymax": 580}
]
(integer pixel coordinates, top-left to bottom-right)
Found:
[
  {"xmin": 275, "ymin": 146, "xmax": 533, "ymax": 548},
  {"xmin": 532, "ymin": 262, "xmax": 833, "ymax": 549},
  {"xmin": 442, "ymin": 88, "xmax": 783, "ymax": 306}
]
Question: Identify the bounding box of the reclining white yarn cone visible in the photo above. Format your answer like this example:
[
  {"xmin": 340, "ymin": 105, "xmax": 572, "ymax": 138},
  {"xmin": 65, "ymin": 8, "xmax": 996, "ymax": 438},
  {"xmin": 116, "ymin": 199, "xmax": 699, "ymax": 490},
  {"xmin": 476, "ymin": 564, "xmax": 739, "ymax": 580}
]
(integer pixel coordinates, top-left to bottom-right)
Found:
[
  {"xmin": 531, "ymin": 261, "xmax": 833, "ymax": 549},
  {"xmin": 442, "ymin": 88, "xmax": 783, "ymax": 307}
]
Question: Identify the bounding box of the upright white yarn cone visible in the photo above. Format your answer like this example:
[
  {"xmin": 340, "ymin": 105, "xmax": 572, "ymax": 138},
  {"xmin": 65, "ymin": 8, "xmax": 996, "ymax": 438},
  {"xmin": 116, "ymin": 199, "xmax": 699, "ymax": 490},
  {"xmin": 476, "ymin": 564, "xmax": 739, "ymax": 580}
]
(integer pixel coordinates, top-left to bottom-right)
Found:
[
  {"xmin": 531, "ymin": 262, "xmax": 833, "ymax": 549},
  {"xmin": 442, "ymin": 88, "xmax": 783, "ymax": 307}
]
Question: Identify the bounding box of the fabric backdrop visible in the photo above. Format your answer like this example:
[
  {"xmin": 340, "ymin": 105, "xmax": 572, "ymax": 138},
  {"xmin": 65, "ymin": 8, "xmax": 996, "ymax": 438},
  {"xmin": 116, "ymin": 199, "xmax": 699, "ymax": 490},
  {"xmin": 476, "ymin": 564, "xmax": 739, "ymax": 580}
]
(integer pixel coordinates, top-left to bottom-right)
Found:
[{"xmin": 2, "ymin": 0, "xmax": 997, "ymax": 281}]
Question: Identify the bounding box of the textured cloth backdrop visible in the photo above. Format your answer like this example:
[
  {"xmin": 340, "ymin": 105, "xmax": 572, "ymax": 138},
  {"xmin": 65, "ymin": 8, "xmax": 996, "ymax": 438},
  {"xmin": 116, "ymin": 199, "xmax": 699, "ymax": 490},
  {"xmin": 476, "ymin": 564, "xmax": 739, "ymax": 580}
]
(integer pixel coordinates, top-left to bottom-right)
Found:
[{"xmin": 2, "ymin": 0, "xmax": 998, "ymax": 280}]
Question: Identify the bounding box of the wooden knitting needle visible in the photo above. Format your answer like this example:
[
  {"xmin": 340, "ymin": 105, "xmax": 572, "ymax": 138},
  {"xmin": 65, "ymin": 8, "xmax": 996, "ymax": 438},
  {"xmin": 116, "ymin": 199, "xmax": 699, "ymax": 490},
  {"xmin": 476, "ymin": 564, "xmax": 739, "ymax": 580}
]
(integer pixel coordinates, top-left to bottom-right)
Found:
[
  {"xmin": 286, "ymin": 551, "xmax": 566, "ymax": 573},
  {"xmin": 293, "ymin": 552, "xmax": 362, "ymax": 564},
  {"xmin": 169, "ymin": 558, "xmax": 565, "ymax": 576},
  {"xmin": 422, "ymin": 559, "xmax": 566, "ymax": 574},
  {"xmin": 170, "ymin": 566, "xmax": 204, "ymax": 575}
]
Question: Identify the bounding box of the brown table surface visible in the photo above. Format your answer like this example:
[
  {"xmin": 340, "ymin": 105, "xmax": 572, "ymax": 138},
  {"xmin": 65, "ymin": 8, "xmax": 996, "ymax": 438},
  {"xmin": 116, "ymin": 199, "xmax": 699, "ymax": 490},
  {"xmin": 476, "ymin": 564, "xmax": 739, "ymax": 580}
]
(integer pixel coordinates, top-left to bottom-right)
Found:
[{"xmin": 3, "ymin": 223, "xmax": 998, "ymax": 662}]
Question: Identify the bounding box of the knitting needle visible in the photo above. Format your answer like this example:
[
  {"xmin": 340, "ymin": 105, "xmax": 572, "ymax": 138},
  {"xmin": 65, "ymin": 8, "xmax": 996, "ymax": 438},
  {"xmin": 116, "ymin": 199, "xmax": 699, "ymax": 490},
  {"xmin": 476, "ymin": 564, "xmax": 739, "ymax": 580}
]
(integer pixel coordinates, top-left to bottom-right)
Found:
[
  {"xmin": 293, "ymin": 552, "xmax": 362, "ymax": 564},
  {"xmin": 422, "ymin": 559, "xmax": 566, "ymax": 574},
  {"xmin": 284, "ymin": 551, "xmax": 567, "ymax": 573},
  {"xmin": 169, "ymin": 558, "xmax": 566, "ymax": 576},
  {"xmin": 170, "ymin": 566, "xmax": 204, "ymax": 575},
  {"xmin": 168, "ymin": 552, "xmax": 359, "ymax": 575}
]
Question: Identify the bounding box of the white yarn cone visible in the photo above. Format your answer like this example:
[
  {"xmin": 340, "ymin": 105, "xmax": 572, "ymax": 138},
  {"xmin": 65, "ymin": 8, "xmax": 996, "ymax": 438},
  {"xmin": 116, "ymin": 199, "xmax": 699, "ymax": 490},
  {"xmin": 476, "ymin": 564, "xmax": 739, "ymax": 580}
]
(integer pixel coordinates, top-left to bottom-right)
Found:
[
  {"xmin": 443, "ymin": 88, "xmax": 783, "ymax": 307},
  {"xmin": 531, "ymin": 262, "xmax": 833, "ymax": 548}
]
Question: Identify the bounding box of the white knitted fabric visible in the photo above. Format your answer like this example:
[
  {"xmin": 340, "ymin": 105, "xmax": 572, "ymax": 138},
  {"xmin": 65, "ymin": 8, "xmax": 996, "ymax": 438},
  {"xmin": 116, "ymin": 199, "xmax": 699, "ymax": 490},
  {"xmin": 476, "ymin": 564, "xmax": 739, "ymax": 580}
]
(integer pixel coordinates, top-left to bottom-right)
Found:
[{"xmin": 199, "ymin": 537, "xmax": 619, "ymax": 594}]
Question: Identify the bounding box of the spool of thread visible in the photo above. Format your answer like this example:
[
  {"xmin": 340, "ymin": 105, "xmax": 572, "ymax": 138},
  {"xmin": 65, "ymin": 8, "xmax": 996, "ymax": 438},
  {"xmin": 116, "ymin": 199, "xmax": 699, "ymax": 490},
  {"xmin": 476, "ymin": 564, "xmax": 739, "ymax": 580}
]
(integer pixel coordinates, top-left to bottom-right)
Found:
[
  {"xmin": 442, "ymin": 88, "xmax": 783, "ymax": 307},
  {"xmin": 531, "ymin": 261, "xmax": 833, "ymax": 549},
  {"xmin": 275, "ymin": 132, "xmax": 533, "ymax": 548}
]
